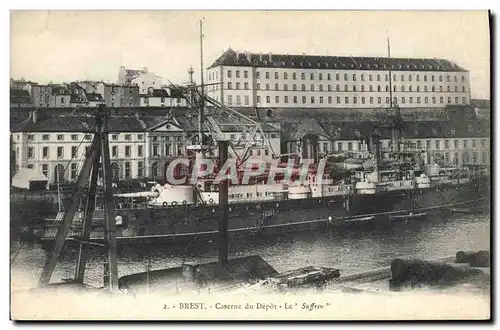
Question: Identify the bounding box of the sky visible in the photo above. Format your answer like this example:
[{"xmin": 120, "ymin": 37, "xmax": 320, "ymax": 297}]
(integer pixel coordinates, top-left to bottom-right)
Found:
[{"xmin": 10, "ymin": 10, "xmax": 490, "ymax": 99}]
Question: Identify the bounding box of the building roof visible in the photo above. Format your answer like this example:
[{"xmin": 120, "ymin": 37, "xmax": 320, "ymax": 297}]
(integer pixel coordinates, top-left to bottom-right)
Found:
[
  {"xmin": 10, "ymin": 89, "xmax": 32, "ymax": 104},
  {"xmin": 12, "ymin": 168, "xmax": 48, "ymax": 190},
  {"xmin": 86, "ymin": 93, "xmax": 104, "ymax": 102},
  {"xmin": 208, "ymin": 49, "xmax": 468, "ymax": 72}
]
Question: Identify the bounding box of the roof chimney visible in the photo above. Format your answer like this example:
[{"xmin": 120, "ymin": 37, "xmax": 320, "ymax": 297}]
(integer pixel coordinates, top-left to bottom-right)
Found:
[
  {"xmin": 30, "ymin": 109, "xmax": 38, "ymax": 124},
  {"xmin": 259, "ymin": 53, "xmax": 263, "ymax": 61},
  {"xmin": 245, "ymin": 51, "xmax": 251, "ymax": 62},
  {"xmin": 269, "ymin": 52, "xmax": 272, "ymax": 63}
]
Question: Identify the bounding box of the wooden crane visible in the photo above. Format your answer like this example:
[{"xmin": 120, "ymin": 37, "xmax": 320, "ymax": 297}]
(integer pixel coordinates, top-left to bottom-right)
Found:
[{"xmin": 37, "ymin": 105, "xmax": 119, "ymax": 292}]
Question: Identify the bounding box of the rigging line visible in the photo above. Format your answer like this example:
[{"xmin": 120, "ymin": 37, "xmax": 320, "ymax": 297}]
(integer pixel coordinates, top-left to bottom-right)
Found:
[
  {"xmin": 10, "ymin": 241, "xmax": 25, "ymax": 265},
  {"xmin": 62, "ymin": 134, "xmax": 89, "ymax": 175}
]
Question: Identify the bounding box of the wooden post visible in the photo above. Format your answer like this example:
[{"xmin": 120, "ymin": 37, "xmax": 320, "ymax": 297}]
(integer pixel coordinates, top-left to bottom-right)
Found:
[
  {"xmin": 98, "ymin": 106, "xmax": 119, "ymax": 292},
  {"xmin": 218, "ymin": 140, "xmax": 229, "ymax": 266},
  {"xmin": 38, "ymin": 137, "xmax": 101, "ymax": 287}
]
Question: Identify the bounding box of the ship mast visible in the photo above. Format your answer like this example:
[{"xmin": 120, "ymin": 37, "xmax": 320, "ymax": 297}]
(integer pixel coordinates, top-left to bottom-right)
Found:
[
  {"xmin": 387, "ymin": 37, "xmax": 393, "ymax": 108},
  {"xmin": 198, "ymin": 18, "xmax": 205, "ymax": 151}
]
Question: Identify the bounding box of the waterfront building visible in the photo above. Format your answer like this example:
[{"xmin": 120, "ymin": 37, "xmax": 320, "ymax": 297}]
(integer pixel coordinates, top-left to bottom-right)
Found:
[{"xmin": 206, "ymin": 49, "xmax": 471, "ymax": 109}]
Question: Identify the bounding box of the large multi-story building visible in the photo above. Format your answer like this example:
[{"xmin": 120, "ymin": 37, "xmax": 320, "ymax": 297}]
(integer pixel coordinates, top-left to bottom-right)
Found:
[
  {"xmin": 11, "ymin": 110, "xmax": 281, "ymax": 184},
  {"xmin": 206, "ymin": 49, "xmax": 471, "ymax": 109},
  {"xmin": 78, "ymin": 81, "xmax": 141, "ymax": 108},
  {"xmin": 118, "ymin": 66, "xmax": 163, "ymax": 95}
]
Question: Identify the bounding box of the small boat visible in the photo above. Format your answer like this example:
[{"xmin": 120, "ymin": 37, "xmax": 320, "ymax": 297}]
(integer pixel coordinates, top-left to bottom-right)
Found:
[
  {"xmin": 343, "ymin": 216, "xmax": 376, "ymax": 223},
  {"xmin": 449, "ymin": 208, "xmax": 475, "ymax": 214},
  {"xmin": 389, "ymin": 212, "xmax": 427, "ymax": 221}
]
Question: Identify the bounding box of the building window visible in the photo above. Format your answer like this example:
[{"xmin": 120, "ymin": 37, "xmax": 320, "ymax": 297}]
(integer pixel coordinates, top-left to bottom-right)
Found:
[
  {"xmin": 378, "ymin": 97, "xmax": 382, "ymax": 104},
  {"xmin": 256, "ymin": 72, "xmax": 260, "ymax": 79},
  {"xmin": 112, "ymin": 146, "xmax": 118, "ymax": 157},
  {"xmin": 328, "ymin": 96, "xmax": 332, "ymax": 104},
  {"xmin": 417, "ymin": 140, "xmax": 422, "ymax": 149},
  {"xmin": 42, "ymin": 147, "xmax": 48, "ymax": 158},
  {"xmin": 236, "ymin": 95, "xmax": 241, "ymax": 105},
  {"xmin": 57, "ymin": 146, "xmax": 64, "ymax": 158},
  {"xmin": 447, "ymin": 97, "xmax": 451, "ymax": 104},
  {"xmin": 293, "ymin": 96, "xmax": 298, "ymax": 104},
  {"xmin": 283, "ymin": 72, "xmax": 288, "ymax": 80},
  {"xmin": 482, "ymin": 152, "xmax": 487, "ymax": 164},
  {"xmin": 71, "ymin": 146, "xmax": 78, "ymax": 157},
  {"xmin": 337, "ymin": 97, "xmax": 341, "ymax": 104},
  {"xmin": 319, "ymin": 73, "xmax": 323, "ymax": 80},
  {"xmin": 244, "ymin": 95, "xmax": 249, "ymax": 105},
  {"xmin": 284, "ymin": 96, "xmax": 288, "ymax": 103},
  {"xmin": 377, "ymin": 74, "xmax": 381, "ymax": 81},
  {"xmin": 302, "ymin": 84, "xmax": 306, "ymax": 91},
  {"xmin": 393, "ymin": 74, "xmax": 397, "ymax": 81},
  {"xmin": 401, "ymin": 74, "xmax": 405, "ymax": 81},
  {"xmin": 425, "ymin": 97, "xmax": 429, "ymax": 103},
  {"xmin": 401, "ymin": 85, "xmax": 405, "ymax": 92},
  {"xmin": 401, "ymin": 97, "xmax": 405, "ymax": 104},
  {"xmin": 345, "ymin": 97, "xmax": 349, "ymax": 104},
  {"xmin": 472, "ymin": 139, "xmax": 477, "ymax": 148},
  {"xmin": 310, "ymin": 73, "xmax": 314, "ymax": 80},
  {"xmin": 292, "ymin": 72, "xmax": 297, "ymax": 80},
  {"xmin": 244, "ymin": 82, "xmax": 249, "ymax": 90},
  {"xmin": 310, "ymin": 84, "xmax": 315, "ymax": 91},
  {"xmin": 257, "ymin": 83, "xmax": 261, "ymax": 90},
  {"xmin": 244, "ymin": 70, "xmax": 248, "ymax": 78},
  {"xmin": 416, "ymin": 86, "xmax": 420, "ymax": 92},
  {"xmin": 344, "ymin": 85, "xmax": 348, "ymax": 92},
  {"xmin": 236, "ymin": 82, "xmax": 240, "ymax": 90},
  {"xmin": 337, "ymin": 142, "xmax": 343, "ymax": 151},
  {"xmin": 257, "ymin": 96, "xmax": 261, "ymax": 104},
  {"xmin": 227, "ymin": 82, "xmax": 232, "ymax": 90},
  {"xmin": 235, "ymin": 70, "xmax": 240, "ymax": 78},
  {"xmin": 274, "ymin": 83, "xmax": 279, "ymax": 90},
  {"xmin": 444, "ymin": 140, "xmax": 450, "ymax": 149},
  {"xmin": 361, "ymin": 74, "xmax": 365, "ymax": 81},
  {"xmin": 124, "ymin": 162, "xmax": 131, "ymax": 179},
  {"xmin": 386, "ymin": 97, "xmax": 390, "ymax": 104},
  {"xmin": 71, "ymin": 134, "xmax": 78, "ymax": 141},
  {"xmin": 274, "ymin": 72, "xmax": 279, "ymax": 79},
  {"xmin": 424, "ymin": 75, "xmax": 427, "ymax": 82},
  {"xmin": 431, "ymin": 75, "xmax": 435, "ymax": 82},
  {"xmin": 336, "ymin": 73, "xmax": 340, "ymax": 81},
  {"xmin": 361, "ymin": 85, "xmax": 364, "ymax": 92},
  {"xmin": 432, "ymin": 97, "xmax": 436, "ymax": 104},
  {"xmin": 265, "ymin": 72, "xmax": 270, "ymax": 79},
  {"xmin": 266, "ymin": 96, "xmax": 271, "ymax": 103},
  {"xmin": 336, "ymin": 85, "xmax": 340, "ymax": 91},
  {"xmin": 352, "ymin": 74, "xmax": 356, "ymax": 81},
  {"xmin": 455, "ymin": 97, "xmax": 459, "ymax": 104},
  {"xmin": 42, "ymin": 134, "xmax": 49, "ymax": 140},
  {"xmin": 125, "ymin": 145, "xmax": 131, "ymax": 157},
  {"xmin": 424, "ymin": 86, "xmax": 428, "ymax": 92},
  {"xmin": 426, "ymin": 140, "xmax": 431, "ymax": 150},
  {"xmin": 302, "ymin": 96, "xmax": 306, "ymax": 104},
  {"xmin": 409, "ymin": 97, "xmax": 413, "ymax": 104},
  {"xmin": 454, "ymin": 140, "xmax": 459, "ymax": 149},
  {"xmin": 361, "ymin": 97, "xmax": 365, "ymax": 104},
  {"xmin": 409, "ymin": 74, "xmax": 412, "ymax": 81},
  {"xmin": 463, "ymin": 140, "xmax": 468, "ymax": 149},
  {"xmin": 344, "ymin": 74, "xmax": 348, "ymax": 81},
  {"xmin": 28, "ymin": 147, "xmax": 34, "ymax": 158},
  {"xmin": 319, "ymin": 84, "xmax": 323, "ymax": 91},
  {"xmin": 327, "ymin": 73, "xmax": 331, "ymax": 80},
  {"xmin": 42, "ymin": 164, "xmax": 48, "ymax": 178},
  {"xmin": 320, "ymin": 96, "xmax": 324, "ymax": 104},
  {"xmin": 301, "ymin": 73, "xmax": 305, "ymax": 80},
  {"xmin": 57, "ymin": 134, "xmax": 64, "ymax": 141},
  {"xmin": 228, "ymin": 70, "xmax": 232, "ymax": 78},
  {"xmin": 70, "ymin": 163, "xmax": 77, "ymax": 180},
  {"xmin": 275, "ymin": 96, "xmax": 279, "ymax": 103},
  {"xmin": 328, "ymin": 85, "xmax": 332, "ymax": 91},
  {"xmin": 228, "ymin": 95, "xmax": 232, "ymax": 105},
  {"xmin": 311, "ymin": 96, "xmax": 315, "ymax": 104},
  {"xmin": 385, "ymin": 85, "xmax": 389, "ymax": 92},
  {"xmin": 164, "ymin": 144, "xmax": 171, "ymax": 156},
  {"xmin": 440, "ymin": 96, "xmax": 444, "ymax": 103},
  {"xmin": 112, "ymin": 134, "xmax": 118, "ymax": 140}
]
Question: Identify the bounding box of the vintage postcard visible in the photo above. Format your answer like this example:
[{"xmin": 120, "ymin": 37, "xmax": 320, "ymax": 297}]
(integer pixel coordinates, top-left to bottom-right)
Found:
[{"xmin": 9, "ymin": 10, "xmax": 491, "ymax": 321}]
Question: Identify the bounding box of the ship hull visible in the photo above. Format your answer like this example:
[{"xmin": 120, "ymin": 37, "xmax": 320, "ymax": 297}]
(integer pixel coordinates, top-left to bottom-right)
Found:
[{"xmin": 39, "ymin": 180, "xmax": 490, "ymax": 249}]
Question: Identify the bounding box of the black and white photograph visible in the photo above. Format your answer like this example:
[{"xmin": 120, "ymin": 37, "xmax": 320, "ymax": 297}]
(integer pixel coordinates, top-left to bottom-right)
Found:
[{"xmin": 8, "ymin": 10, "xmax": 491, "ymax": 320}]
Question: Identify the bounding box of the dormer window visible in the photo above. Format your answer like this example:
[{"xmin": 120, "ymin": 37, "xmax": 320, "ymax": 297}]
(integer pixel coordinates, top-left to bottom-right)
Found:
[{"xmin": 468, "ymin": 124, "xmax": 473, "ymax": 133}]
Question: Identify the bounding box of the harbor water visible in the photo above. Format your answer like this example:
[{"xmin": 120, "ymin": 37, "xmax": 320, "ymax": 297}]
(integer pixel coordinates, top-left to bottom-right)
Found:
[{"xmin": 10, "ymin": 212, "xmax": 490, "ymax": 292}]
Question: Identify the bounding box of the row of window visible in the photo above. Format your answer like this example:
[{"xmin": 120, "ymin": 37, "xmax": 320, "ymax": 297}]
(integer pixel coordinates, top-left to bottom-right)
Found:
[
  {"xmin": 151, "ymin": 144, "xmax": 184, "ymax": 157},
  {"xmin": 218, "ymin": 70, "xmax": 467, "ymax": 84},
  {"xmin": 24, "ymin": 134, "xmax": 186, "ymax": 142},
  {"xmin": 228, "ymin": 94, "xmax": 468, "ymax": 106},
  {"xmin": 26, "ymin": 145, "xmax": 145, "ymax": 159},
  {"xmin": 225, "ymin": 82, "xmax": 468, "ymax": 93},
  {"xmin": 41, "ymin": 161, "xmax": 143, "ymax": 181}
]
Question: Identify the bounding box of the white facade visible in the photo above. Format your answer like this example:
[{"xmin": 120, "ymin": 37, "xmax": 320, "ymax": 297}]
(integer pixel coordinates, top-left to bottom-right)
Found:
[
  {"xmin": 206, "ymin": 51, "xmax": 471, "ymax": 109},
  {"xmin": 118, "ymin": 66, "xmax": 163, "ymax": 95}
]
